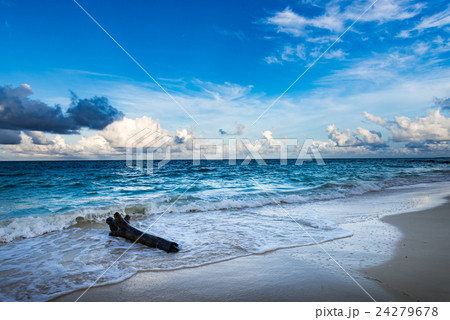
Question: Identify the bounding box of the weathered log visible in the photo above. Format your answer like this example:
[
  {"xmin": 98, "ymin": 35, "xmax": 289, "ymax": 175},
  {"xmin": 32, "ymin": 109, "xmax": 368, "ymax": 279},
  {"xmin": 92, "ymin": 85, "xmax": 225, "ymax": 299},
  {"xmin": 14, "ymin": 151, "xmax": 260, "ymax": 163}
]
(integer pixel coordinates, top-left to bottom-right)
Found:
[{"xmin": 106, "ymin": 212, "xmax": 179, "ymax": 253}]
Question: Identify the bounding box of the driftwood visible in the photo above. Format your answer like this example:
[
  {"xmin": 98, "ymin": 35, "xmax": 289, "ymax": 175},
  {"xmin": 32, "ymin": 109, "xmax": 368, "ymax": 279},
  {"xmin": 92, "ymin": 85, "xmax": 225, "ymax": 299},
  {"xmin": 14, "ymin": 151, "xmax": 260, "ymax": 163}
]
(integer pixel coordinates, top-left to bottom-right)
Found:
[{"xmin": 106, "ymin": 212, "xmax": 179, "ymax": 253}]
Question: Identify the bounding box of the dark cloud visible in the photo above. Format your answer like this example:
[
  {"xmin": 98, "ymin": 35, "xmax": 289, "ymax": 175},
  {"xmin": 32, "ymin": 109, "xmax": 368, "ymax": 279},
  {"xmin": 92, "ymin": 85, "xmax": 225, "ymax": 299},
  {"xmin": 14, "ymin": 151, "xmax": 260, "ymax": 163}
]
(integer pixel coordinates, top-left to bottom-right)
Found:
[
  {"xmin": 405, "ymin": 140, "xmax": 449, "ymax": 152},
  {"xmin": 0, "ymin": 84, "xmax": 124, "ymax": 144},
  {"xmin": 362, "ymin": 143, "xmax": 388, "ymax": 151},
  {"xmin": 369, "ymin": 130, "xmax": 382, "ymax": 138},
  {"xmin": 0, "ymin": 84, "xmax": 123, "ymax": 134},
  {"xmin": 174, "ymin": 136, "xmax": 184, "ymax": 144},
  {"xmin": 0, "ymin": 85, "xmax": 77, "ymax": 133},
  {"xmin": 218, "ymin": 124, "xmax": 244, "ymax": 136},
  {"xmin": 68, "ymin": 92, "xmax": 124, "ymax": 130},
  {"xmin": 0, "ymin": 129, "xmax": 21, "ymax": 144},
  {"xmin": 405, "ymin": 141, "xmax": 427, "ymax": 150},
  {"xmin": 434, "ymin": 97, "xmax": 450, "ymax": 110}
]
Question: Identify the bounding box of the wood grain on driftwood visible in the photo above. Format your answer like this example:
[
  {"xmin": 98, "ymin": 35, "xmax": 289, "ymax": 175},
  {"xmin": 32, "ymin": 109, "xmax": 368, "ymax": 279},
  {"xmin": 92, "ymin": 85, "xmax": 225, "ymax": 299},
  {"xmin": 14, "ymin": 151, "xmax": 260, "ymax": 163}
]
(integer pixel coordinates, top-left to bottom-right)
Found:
[{"xmin": 106, "ymin": 212, "xmax": 179, "ymax": 253}]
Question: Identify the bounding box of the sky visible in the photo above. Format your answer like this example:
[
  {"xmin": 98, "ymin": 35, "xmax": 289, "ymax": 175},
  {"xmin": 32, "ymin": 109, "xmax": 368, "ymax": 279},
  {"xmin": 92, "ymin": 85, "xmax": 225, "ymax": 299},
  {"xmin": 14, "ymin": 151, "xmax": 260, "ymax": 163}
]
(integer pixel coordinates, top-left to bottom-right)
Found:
[{"xmin": 0, "ymin": 0, "xmax": 449, "ymax": 159}]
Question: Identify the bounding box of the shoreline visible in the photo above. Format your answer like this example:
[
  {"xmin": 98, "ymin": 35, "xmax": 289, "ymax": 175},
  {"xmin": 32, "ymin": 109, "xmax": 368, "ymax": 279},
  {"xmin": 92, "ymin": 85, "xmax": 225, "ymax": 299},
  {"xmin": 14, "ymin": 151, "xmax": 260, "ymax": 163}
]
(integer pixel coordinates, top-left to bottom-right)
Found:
[
  {"xmin": 53, "ymin": 244, "xmax": 393, "ymax": 302},
  {"xmin": 54, "ymin": 192, "xmax": 450, "ymax": 302},
  {"xmin": 362, "ymin": 196, "xmax": 450, "ymax": 301}
]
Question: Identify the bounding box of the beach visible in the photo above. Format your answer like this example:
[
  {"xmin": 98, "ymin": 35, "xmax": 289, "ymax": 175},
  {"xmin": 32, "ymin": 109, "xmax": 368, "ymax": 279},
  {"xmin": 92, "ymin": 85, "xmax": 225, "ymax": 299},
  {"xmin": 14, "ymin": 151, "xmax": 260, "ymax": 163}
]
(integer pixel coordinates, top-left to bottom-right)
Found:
[
  {"xmin": 364, "ymin": 197, "xmax": 450, "ymax": 302},
  {"xmin": 54, "ymin": 195, "xmax": 450, "ymax": 302}
]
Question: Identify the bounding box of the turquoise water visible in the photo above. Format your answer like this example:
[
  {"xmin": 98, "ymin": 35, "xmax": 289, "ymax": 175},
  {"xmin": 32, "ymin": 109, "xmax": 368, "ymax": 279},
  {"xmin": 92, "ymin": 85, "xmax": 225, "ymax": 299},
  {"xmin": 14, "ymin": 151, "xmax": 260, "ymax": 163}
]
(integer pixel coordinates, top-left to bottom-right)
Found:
[{"xmin": 0, "ymin": 158, "xmax": 449, "ymax": 301}]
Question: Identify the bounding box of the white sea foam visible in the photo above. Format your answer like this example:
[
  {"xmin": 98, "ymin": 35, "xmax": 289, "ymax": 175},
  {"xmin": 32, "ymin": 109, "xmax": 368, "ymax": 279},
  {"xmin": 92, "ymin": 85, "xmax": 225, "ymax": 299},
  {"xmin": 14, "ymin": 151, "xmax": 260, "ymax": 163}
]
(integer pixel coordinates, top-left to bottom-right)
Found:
[
  {"xmin": 0, "ymin": 204, "xmax": 351, "ymax": 301},
  {"xmin": 0, "ymin": 207, "xmax": 114, "ymax": 243},
  {"xmin": 1, "ymin": 181, "xmax": 450, "ymax": 301}
]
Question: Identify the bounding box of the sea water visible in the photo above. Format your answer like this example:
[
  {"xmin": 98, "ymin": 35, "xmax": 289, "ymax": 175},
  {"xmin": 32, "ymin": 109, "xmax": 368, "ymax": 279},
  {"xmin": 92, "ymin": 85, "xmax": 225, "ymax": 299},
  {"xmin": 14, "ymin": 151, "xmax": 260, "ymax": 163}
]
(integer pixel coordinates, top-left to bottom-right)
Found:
[{"xmin": 0, "ymin": 158, "xmax": 449, "ymax": 301}]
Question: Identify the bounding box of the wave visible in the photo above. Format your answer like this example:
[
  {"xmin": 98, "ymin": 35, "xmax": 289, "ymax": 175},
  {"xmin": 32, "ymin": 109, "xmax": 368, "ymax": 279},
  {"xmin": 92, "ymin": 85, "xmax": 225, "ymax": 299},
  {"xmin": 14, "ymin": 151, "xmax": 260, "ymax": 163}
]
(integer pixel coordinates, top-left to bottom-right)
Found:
[
  {"xmin": 0, "ymin": 204, "xmax": 353, "ymax": 301},
  {"xmin": 1, "ymin": 177, "xmax": 445, "ymax": 243},
  {"xmin": 0, "ymin": 207, "xmax": 114, "ymax": 243}
]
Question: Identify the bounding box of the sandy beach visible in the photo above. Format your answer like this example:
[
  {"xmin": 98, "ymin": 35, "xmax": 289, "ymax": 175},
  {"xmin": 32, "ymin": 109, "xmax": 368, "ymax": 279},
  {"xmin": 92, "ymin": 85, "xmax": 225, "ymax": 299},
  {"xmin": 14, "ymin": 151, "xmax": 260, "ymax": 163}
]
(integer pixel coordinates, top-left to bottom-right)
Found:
[
  {"xmin": 364, "ymin": 197, "xmax": 450, "ymax": 302},
  {"xmin": 54, "ymin": 195, "xmax": 450, "ymax": 302}
]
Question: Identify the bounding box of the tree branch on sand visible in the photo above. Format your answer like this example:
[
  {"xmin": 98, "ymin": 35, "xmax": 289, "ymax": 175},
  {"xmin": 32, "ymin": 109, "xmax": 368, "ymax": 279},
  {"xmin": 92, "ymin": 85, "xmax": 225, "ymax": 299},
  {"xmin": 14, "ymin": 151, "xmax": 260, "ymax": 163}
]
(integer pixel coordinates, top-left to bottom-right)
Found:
[{"xmin": 106, "ymin": 212, "xmax": 179, "ymax": 253}]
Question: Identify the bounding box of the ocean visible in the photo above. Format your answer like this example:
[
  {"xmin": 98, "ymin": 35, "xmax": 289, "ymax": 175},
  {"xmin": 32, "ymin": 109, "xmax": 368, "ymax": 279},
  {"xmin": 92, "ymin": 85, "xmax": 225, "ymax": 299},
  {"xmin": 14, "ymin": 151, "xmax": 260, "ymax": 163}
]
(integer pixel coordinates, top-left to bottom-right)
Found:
[{"xmin": 1, "ymin": 158, "xmax": 450, "ymax": 301}]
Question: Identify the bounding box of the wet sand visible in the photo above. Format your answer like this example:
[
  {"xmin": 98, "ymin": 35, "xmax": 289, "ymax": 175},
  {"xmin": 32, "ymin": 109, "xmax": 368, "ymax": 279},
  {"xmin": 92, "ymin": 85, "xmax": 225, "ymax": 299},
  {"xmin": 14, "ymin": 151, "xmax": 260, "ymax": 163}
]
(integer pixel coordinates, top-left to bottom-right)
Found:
[
  {"xmin": 54, "ymin": 197, "xmax": 450, "ymax": 302},
  {"xmin": 363, "ymin": 197, "xmax": 450, "ymax": 302}
]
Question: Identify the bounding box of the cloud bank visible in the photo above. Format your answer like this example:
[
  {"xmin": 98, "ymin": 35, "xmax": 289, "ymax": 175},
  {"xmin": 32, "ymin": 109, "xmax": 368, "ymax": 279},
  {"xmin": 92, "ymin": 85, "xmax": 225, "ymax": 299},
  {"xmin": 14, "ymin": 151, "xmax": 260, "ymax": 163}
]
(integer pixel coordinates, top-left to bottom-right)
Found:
[
  {"xmin": 311, "ymin": 107, "xmax": 450, "ymax": 156},
  {"xmin": 1, "ymin": 81, "xmax": 449, "ymax": 159},
  {"xmin": 364, "ymin": 108, "xmax": 450, "ymax": 143}
]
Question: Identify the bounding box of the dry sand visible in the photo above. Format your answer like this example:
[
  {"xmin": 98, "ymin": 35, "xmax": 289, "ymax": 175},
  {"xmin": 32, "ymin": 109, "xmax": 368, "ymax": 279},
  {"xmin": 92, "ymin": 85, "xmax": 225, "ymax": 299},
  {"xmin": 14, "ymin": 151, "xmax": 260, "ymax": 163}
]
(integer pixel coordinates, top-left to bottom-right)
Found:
[{"xmin": 54, "ymin": 197, "xmax": 450, "ymax": 302}]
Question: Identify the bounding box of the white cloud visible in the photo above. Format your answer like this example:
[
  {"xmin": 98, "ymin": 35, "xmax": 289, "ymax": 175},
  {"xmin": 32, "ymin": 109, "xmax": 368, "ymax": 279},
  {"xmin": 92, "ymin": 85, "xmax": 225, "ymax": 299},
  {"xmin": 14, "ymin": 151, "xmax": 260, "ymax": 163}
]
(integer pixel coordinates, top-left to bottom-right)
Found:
[
  {"xmin": 311, "ymin": 107, "xmax": 450, "ymax": 156},
  {"xmin": 396, "ymin": 29, "xmax": 412, "ymax": 38},
  {"xmin": 264, "ymin": 1, "xmax": 423, "ymax": 38},
  {"xmin": 363, "ymin": 112, "xmax": 387, "ymax": 126},
  {"xmin": 262, "ymin": 130, "xmax": 273, "ymax": 142},
  {"xmin": 264, "ymin": 56, "xmax": 282, "ymax": 64},
  {"xmin": 281, "ymin": 44, "xmax": 307, "ymax": 61},
  {"xmin": 4, "ymin": 55, "xmax": 450, "ymax": 159},
  {"xmin": 396, "ymin": 5, "xmax": 450, "ymax": 38},
  {"xmin": 318, "ymin": 51, "xmax": 425, "ymax": 84},
  {"xmin": 364, "ymin": 108, "xmax": 450, "ymax": 142},
  {"xmin": 326, "ymin": 124, "xmax": 357, "ymax": 146},
  {"xmin": 2, "ymin": 132, "xmax": 116, "ymax": 158},
  {"xmin": 0, "ymin": 116, "xmax": 194, "ymax": 159},
  {"xmin": 97, "ymin": 80, "xmax": 264, "ymax": 135},
  {"xmin": 99, "ymin": 116, "xmax": 165, "ymax": 148},
  {"xmin": 265, "ymin": 6, "xmax": 344, "ymax": 37},
  {"xmin": 23, "ymin": 131, "xmax": 52, "ymax": 145},
  {"xmin": 323, "ymin": 48, "xmax": 347, "ymax": 60},
  {"xmin": 97, "ymin": 65, "xmax": 450, "ymax": 150},
  {"xmin": 305, "ymin": 35, "xmax": 340, "ymax": 43},
  {"xmin": 194, "ymin": 80, "xmax": 254, "ymax": 101},
  {"xmin": 3, "ymin": 106, "xmax": 449, "ymax": 159},
  {"xmin": 74, "ymin": 134, "xmax": 118, "ymax": 155},
  {"xmin": 355, "ymin": 127, "xmax": 385, "ymax": 145},
  {"xmin": 311, "ymin": 139, "xmax": 385, "ymax": 156},
  {"xmin": 345, "ymin": 0, "xmax": 424, "ymax": 23},
  {"xmin": 267, "ymin": 44, "xmax": 308, "ymax": 63},
  {"xmin": 413, "ymin": 5, "xmax": 450, "ymax": 31},
  {"xmin": 326, "ymin": 124, "xmax": 386, "ymax": 148},
  {"xmin": 264, "ymin": 44, "xmax": 307, "ymax": 65},
  {"xmin": 266, "ymin": 42, "xmax": 345, "ymax": 65},
  {"xmin": 412, "ymin": 41, "xmax": 431, "ymax": 55}
]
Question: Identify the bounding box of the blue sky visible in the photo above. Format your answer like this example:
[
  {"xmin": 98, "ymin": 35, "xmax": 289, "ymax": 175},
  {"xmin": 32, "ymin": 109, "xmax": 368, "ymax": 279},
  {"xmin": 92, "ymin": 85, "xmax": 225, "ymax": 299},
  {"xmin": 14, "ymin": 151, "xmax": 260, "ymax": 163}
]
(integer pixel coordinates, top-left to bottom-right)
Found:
[{"xmin": 0, "ymin": 0, "xmax": 450, "ymax": 159}]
